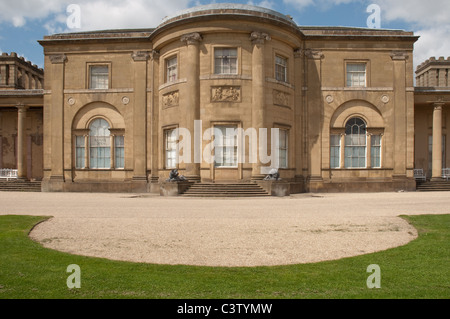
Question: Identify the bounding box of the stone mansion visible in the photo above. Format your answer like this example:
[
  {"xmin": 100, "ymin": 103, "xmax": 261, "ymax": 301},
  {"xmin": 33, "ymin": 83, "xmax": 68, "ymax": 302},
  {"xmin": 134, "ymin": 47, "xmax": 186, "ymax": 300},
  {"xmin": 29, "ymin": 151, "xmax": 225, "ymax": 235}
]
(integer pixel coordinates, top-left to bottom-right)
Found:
[{"xmin": 0, "ymin": 4, "xmax": 449, "ymax": 194}]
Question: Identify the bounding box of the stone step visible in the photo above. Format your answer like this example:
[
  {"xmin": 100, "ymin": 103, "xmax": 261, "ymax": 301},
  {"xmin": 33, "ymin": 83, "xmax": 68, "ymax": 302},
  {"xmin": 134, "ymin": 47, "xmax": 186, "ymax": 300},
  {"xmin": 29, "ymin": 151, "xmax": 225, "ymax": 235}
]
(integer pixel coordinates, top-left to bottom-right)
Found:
[
  {"xmin": 416, "ymin": 181, "xmax": 450, "ymax": 192},
  {"xmin": 0, "ymin": 180, "xmax": 42, "ymax": 192},
  {"xmin": 182, "ymin": 183, "xmax": 270, "ymax": 197}
]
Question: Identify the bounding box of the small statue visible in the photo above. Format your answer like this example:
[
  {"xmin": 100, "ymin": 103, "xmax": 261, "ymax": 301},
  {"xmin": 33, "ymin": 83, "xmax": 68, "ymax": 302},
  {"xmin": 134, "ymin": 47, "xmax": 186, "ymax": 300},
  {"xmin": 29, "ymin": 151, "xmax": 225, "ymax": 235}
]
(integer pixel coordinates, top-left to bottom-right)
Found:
[
  {"xmin": 264, "ymin": 168, "xmax": 281, "ymax": 181},
  {"xmin": 166, "ymin": 169, "xmax": 187, "ymax": 182}
]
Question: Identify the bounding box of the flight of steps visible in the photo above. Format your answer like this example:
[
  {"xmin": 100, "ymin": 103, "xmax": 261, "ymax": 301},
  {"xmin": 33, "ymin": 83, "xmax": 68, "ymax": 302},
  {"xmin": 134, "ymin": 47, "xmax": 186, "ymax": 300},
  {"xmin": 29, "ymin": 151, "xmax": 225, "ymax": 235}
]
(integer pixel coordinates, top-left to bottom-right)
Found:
[
  {"xmin": 416, "ymin": 180, "xmax": 450, "ymax": 192},
  {"xmin": 182, "ymin": 183, "xmax": 270, "ymax": 197},
  {"xmin": 0, "ymin": 179, "xmax": 42, "ymax": 192}
]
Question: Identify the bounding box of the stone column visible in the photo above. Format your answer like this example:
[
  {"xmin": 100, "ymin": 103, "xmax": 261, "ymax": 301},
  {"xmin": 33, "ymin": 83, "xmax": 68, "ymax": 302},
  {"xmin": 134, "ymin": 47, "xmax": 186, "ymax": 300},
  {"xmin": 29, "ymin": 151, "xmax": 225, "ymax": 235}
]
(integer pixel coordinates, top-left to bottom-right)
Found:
[
  {"xmin": 294, "ymin": 48, "xmax": 304, "ymax": 183},
  {"xmin": 305, "ymin": 49, "xmax": 324, "ymax": 184},
  {"xmin": 16, "ymin": 104, "xmax": 28, "ymax": 179},
  {"xmin": 49, "ymin": 54, "xmax": 67, "ymax": 187},
  {"xmin": 431, "ymin": 102, "xmax": 444, "ymax": 180},
  {"xmin": 131, "ymin": 51, "xmax": 150, "ymax": 183},
  {"xmin": 250, "ymin": 31, "xmax": 271, "ymax": 180},
  {"xmin": 149, "ymin": 50, "xmax": 160, "ymax": 191},
  {"xmin": 391, "ymin": 51, "xmax": 408, "ymax": 178},
  {"xmin": 181, "ymin": 32, "xmax": 202, "ymax": 182}
]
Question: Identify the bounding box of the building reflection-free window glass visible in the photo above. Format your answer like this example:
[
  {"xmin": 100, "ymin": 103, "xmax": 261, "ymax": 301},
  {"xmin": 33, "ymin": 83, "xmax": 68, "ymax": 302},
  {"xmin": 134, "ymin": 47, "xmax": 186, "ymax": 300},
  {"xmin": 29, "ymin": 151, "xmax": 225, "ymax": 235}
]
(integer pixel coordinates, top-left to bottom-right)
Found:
[
  {"xmin": 214, "ymin": 125, "xmax": 238, "ymax": 167},
  {"xmin": 346, "ymin": 63, "xmax": 366, "ymax": 87},
  {"xmin": 166, "ymin": 56, "xmax": 178, "ymax": 83},
  {"xmin": 344, "ymin": 117, "xmax": 367, "ymax": 168},
  {"xmin": 90, "ymin": 65, "xmax": 109, "ymax": 89},
  {"xmin": 215, "ymin": 48, "xmax": 238, "ymax": 75},
  {"xmin": 275, "ymin": 56, "xmax": 288, "ymax": 82},
  {"xmin": 89, "ymin": 119, "xmax": 111, "ymax": 169}
]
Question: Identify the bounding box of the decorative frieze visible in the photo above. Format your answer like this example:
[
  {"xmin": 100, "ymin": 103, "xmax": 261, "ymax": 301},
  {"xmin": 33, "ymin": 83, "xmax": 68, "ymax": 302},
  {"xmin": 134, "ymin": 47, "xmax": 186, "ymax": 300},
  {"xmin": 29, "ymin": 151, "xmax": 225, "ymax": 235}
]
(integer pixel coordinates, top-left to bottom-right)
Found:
[
  {"xmin": 211, "ymin": 86, "xmax": 241, "ymax": 103},
  {"xmin": 273, "ymin": 90, "xmax": 290, "ymax": 107},
  {"xmin": 162, "ymin": 91, "xmax": 179, "ymax": 108}
]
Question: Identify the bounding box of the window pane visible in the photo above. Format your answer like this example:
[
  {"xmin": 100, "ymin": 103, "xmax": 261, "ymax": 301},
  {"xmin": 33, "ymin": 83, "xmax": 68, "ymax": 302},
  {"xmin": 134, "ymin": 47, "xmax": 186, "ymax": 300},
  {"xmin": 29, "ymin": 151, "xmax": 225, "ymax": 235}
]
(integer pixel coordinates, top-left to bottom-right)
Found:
[
  {"xmin": 275, "ymin": 56, "xmax": 287, "ymax": 82},
  {"xmin": 165, "ymin": 129, "xmax": 178, "ymax": 169},
  {"xmin": 347, "ymin": 63, "xmax": 366, "ymax": 87},
  {"xmin": 90, "ymin": 66, "xmax": 109, "ymax": 89},
  {"xmin": 214, "ymin": 48, "xmax": 238, "ymax": 75},
  {"xmin": 278, "ymin": 129, "xmax": 288, "ymax": 168},
  {"xmin": 344, "ymin": 117, "xmax": 367, "ymax": 168},
  {"xmin": 166, "ymin": 57, "xmax": 177, "ymax": 83},
  {"xmin": 330, "ymin": 135, "xmax": 341, "ymax": 168},
  {"xmin": 115, "ymin": 136, "xmax": 125, "ymax": 169},
  {"xmin": 214, "ymin": 125, "xmax": 238, "ymax": 167},
  {"xmin": 89, "ymin": 119, "xmax": 111, "ymax": 169}
]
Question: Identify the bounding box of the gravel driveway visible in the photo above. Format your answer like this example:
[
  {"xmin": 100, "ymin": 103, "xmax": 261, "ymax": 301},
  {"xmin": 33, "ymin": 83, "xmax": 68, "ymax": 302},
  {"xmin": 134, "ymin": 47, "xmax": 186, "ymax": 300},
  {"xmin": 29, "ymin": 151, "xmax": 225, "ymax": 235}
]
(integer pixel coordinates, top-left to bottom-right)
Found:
[{"xmin": 1, "ymin": 191, "xmax": 448, "ymax": 267}]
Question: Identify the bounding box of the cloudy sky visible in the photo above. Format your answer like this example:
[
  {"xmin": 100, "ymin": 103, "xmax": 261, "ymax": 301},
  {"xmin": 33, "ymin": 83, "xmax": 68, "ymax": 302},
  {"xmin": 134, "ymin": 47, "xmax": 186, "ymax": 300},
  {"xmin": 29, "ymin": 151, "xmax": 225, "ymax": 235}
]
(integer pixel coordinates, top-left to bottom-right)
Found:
[{"xmin": 0, "ymin": 0, "xmax": 449, "ymax": 70}]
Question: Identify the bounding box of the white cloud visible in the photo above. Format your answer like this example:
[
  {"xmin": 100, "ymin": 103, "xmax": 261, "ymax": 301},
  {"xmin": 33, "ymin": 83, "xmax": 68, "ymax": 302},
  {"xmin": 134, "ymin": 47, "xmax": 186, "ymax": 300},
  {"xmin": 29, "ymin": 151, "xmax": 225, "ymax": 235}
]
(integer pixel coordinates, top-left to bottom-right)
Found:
[{"xmin": 0, "ymin": 0, "xmax": 193, "ymax": 32}]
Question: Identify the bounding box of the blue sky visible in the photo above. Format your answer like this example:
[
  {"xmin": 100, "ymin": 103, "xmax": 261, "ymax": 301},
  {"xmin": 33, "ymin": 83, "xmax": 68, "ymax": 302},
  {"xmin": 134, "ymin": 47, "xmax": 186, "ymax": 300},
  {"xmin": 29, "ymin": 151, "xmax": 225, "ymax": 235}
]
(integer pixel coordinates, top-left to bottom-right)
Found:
[{"xmin": 0, "ymin": 0, "xmax": 449, "ymax": 70}]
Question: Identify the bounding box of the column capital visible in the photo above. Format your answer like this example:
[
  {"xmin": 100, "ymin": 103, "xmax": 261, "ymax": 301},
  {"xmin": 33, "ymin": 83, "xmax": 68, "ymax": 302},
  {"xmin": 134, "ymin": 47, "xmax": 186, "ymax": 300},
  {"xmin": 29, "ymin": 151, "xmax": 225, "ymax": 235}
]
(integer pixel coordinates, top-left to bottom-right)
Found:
[
  {"xmin": 294, "ymin": 48, "xmax": 304, "ymax": 58},
  {"xmin": 390, "ymin": 51, "xmax": 409, "ymax": 61},
  {"xmin": 16, "ymin": 104, "xmax": 28, "ymax": 113},
  {"xmin": 49, "ymin": 54, "xmax": 67, "ymax": 64},
  {"xmin": 132, "ymin": 51, "xmax": 150, "ymax": 62},
  {"xmin": 304, "ymin": 49, "xmax": 324, "ymax": 60},
  {"xmin": 250, "ymin": 31, "xmax": 271, "ymax": 45},
  {"xmin": 181, "ymin": 32, "xmax": 202, "ymax": 45},
  {"xmin": 150, "ymin": 50, "xmax": 160, "ymax": 61}
]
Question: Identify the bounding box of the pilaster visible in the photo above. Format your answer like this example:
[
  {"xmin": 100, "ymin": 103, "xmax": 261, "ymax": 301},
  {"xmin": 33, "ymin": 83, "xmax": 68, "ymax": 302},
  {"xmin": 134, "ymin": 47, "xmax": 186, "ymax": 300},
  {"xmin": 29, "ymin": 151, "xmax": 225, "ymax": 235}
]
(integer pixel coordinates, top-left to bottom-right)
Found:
[
  {"xmin": 251, "ymin": 31, "xmax": 271, "ymax": 180},
  {"xmin": 181, "ymin": 32, "xmax": 202, "ymax": 182}
]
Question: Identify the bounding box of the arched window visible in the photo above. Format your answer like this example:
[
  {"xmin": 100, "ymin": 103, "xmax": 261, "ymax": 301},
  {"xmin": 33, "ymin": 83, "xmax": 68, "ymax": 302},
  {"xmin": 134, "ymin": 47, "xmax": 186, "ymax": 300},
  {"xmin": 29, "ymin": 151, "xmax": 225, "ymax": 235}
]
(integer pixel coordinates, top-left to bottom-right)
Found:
[
  {"xmin": 344, "ymin": 117, "xmax": 367, "ymax": 168},
  {"xmin": 89, "ymin": 118, "xmax": 111, "ymax": 169}
]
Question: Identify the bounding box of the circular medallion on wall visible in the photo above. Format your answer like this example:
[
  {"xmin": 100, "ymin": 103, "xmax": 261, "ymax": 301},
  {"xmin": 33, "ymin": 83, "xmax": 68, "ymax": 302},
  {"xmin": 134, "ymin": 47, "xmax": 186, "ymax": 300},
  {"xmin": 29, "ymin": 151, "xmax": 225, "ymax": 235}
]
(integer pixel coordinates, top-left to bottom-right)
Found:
[
  {"xmin": 122, "ymin": 96, "xmax": 130, "ymax": 105},
  {"xmin": 68, "ymin": 98, "xmax": 76, "ymax": 106},
  {"xmin": 326, "ymin": 95, "xmax": 334, "ymax": 104},
  {"xmin": 381, "ymin": 95, "xmax": 390, "ymax": 104}
]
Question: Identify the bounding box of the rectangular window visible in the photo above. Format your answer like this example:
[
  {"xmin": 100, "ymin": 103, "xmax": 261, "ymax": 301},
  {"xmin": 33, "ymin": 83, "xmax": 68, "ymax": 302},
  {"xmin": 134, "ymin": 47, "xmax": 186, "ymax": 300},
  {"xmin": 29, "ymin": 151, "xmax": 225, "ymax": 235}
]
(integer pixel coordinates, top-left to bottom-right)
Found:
[
  {"xmin": 75, "ymin": 136, "xmax": 85, "ymax": 169},
  {"xmin": 346, "ymin": 63, "xmax": 366, "ymax": 87},
  {"xmin": 371, "ymin": 135, "xmax": 382, "ymax": 168},
  {"xmin": 90, "ymin": 136, "xmax": 111, "ymax": 169},
  {"xmin": 115, "ymin": 136, "xmax": 125, "ymax": 169},
  {"xmin": 214, "ymin": 125, "xmax": 238, "ymax": 168},
  {"xmin": 165, "ymin": 129, "xmax": 178, "ymax": 169},
  {"xmin": 345, "ymin": 134, "xmax": 366, "ymax": 168},
  {"xmin": 275, "ymin": 55, "xmax": 288, "ymax": 82},
  {"xmin": 330, "ymin": 135, "xmax": 341, "ymax": 169},
  {"xmin": 166, "ymin": 56, "xmax": 178, "ymax": 83},
  {"xmin": 278, "ymin": 129, "xmax": 288, "ymax": 169},
  {"xmin": 89, "ymin": 65, "xmax": 109, "ymax": 89},
  {"xmin": 214, "ymin": 48, "xmax": 238, "ymax": 75}
]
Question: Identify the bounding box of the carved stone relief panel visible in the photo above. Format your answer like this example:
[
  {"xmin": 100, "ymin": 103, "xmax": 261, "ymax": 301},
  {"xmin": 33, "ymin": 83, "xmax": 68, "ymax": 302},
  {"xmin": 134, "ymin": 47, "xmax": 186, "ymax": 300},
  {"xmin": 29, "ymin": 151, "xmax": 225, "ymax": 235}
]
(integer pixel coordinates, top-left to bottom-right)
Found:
[
  {"xmin": 273, "ymin": 89, "xmax": 290, "ymax": 108},
  {"xmin": 211, "ymin": 86, "xmax": 241, "ymax": 103},
  {"xmin": 162, "ymin": 91, "xmax": 179, "ymax": 108}
]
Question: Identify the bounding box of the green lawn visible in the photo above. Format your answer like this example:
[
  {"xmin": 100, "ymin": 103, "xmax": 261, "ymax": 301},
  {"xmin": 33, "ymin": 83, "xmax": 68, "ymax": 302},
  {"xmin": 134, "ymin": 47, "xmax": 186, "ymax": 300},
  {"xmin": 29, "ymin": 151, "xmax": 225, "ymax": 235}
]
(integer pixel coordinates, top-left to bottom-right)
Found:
[{"xmin": 0, "ymin": 214, "xmax": 448, "ymax": 299}]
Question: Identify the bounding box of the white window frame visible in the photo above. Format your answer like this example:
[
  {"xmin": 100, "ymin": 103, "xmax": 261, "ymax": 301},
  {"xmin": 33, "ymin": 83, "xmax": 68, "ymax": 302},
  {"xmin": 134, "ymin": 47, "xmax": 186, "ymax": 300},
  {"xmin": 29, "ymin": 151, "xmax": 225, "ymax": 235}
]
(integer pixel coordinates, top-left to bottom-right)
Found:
[
  {"xmin": 275, "ymin": 55, "xmax": 288, "ymax": 83},
  {"xmin": 278, "ymin": 129, "xmax": 289, "ymax": 169},
  {"xmin": 214, "ymin": 125, "xmax": 238, "ymax": 168},
  {"xmin": 346, "ymin": 62, "xmax": 367, "ymax": 88},
  {"xmin": 164, "ymin": 128, "xmax": 178, "ymax": 169},
  {"xmin": 330, "ymin": 134, "xmax": 341, "ymax": 169},
  {"xmin": 166, "ymin": 56, "xmax": 178, "ymax": 83},
  {"xmin": 214, "ymin": 48, "xmax": 238, "ymax": 75},
  {"xmin": 89, "ymin": 65, "xmax": 109, "ymax": 90}
]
